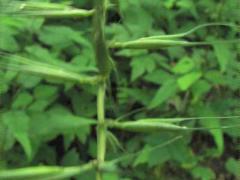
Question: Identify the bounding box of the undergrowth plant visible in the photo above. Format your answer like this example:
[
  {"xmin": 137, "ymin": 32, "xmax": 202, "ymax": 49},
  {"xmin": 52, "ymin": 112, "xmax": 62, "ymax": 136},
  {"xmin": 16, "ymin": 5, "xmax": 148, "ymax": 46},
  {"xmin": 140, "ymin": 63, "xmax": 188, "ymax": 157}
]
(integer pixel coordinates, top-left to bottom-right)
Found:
[{"xmin": 0, "ymin": 0, "xmax": 240, "ymax": 180}]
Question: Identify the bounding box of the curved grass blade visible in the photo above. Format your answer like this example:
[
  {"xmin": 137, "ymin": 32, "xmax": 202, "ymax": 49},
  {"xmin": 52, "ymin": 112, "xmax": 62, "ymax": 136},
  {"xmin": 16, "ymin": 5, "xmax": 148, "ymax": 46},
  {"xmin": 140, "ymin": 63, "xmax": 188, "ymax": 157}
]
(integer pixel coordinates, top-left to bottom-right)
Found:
[
  {"xmin": 0, "ymin": 53, "xmax": 102, "ymax": 85},
  {"xmin": 136, "ymin": 115, "xmax": 240, "ymax": 123},
  {"xmin": 109, "ymin": 39, "xmax": 240, "ymax": 50},
  {"xmin": 10, "ymin": 9, "xmax": 95, "ymax": 18},
  {"xmin": 0, "ymin": 161, "xmax": 97, "ymax": 180},
  {"xmin": 140, "ymin": 23, "xmax": 239, "ymax": 40},
  {"xmin": 0, "ymin": 1, "xmax": 94, "ymax": 18},
  {"xmin": 115, "ymin": 107, "xmax": 146, "ymax": 121},
  {"xmin": 106, "ymin": 130, "xmax": 125, "ymax": 152},
  {"xmin": 107, "ymin": 135, "xmax": 183, "ymax": 165},
  {"xmin": 187, "ymin": 124, "xmax": 240, "ymax": 131}
]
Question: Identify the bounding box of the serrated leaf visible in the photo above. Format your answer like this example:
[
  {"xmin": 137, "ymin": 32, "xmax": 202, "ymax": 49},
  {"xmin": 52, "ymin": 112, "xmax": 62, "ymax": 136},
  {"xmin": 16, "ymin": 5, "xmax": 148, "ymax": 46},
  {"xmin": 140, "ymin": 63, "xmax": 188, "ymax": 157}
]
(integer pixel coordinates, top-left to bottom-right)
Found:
[
  {"xmin": 0, "ymin": 122, "xmax": 15, "ymax": 152},
  {"xmin": 131, "ymin": 55, "xmax": 156, "ymax": 81},
  {"xmin": 0, "ymin": 26, "xmax": 19, "ymax": 52},
  {"xmin": 29, "ymin": 106, "xmax": 96, "ymax": 142},
  {"xmin": 191, "ymin": 166, "xmax": 216, "ymax": 180},
  {"xmin": 149, "ymin": 79, "xmax": 178, "ymax": 108},
  {"xmin": 133, "ymin": 145, "xmax": 151, "ymax": 166},
  {"xmin": 177, "ymin": 71, "xmax": 202, "ymax": 91},
  {"xmin": 195, "ymin": 106, "xmax": 224, "ymax": 156},
  {"xmin": 225, "ymin": 158, "xmax": 240, "ymax": 177},
  {"xmin": 12, "ymin": 92, "xmax": 33, "ymax": 109},
  {"xmin": 213, "ymin": 43, "xmax": 232, "ymax": 72},
  {"xmin": 2, "ymin": 111, "xmax": 32, "ymax": 160},
  {"xmin": 191, "ymin": 80, "xmax": 211, "ymax": 102},
  {"xmin": 38, "ymin": 26, "xmax": 90, "ymax": 49},
  {"xmin": 33, "ymin": 85, "xmax": 58, "ymax": 99},
  {"xmin": 173, "ymin": 57, "xmax": 195, "ymax": 74},
  {"xmin": 61, "ymin": 149, "xmax": 80, "ymax": 166},
  {"xmin": 144, "ymin": 69, "xmax": 172, "ymax": 85}
]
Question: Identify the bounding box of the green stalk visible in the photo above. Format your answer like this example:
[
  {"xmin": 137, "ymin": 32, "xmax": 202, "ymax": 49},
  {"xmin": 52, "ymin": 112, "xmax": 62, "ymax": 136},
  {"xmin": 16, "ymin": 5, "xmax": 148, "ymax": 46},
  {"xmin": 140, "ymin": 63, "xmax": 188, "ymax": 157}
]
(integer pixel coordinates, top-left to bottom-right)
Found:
[
  {"xmin": 96, "ymin": 82, "xmax": 107, "ymax": 180},
  {"xmin": 12, "ymin": 9, "xmax": 95, "ymax": 18},
  {"xmin": 93, "ymin": 0, "xmax": 113, "ymax": 77},
  {"xmin": 93, "ymin": 0, "xmax": 111, "ymax": 178},
  {"xmin": 109, "ymin": 39, "xmax": 240, "ymax": 50},
  {"xmin": 0, "ymin": 161, "xmax": 97, "ymax": 180}
]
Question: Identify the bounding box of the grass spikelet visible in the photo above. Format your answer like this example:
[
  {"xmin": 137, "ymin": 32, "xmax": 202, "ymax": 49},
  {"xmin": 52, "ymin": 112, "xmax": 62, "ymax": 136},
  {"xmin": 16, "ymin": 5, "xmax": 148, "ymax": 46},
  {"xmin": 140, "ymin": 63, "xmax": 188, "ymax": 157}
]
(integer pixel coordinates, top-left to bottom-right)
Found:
[
  {"xmin": 0, "ymin": 1, "xmax": 94, "ymax": 18},
  {"xmin": 0, "ymin": 53, "xmax": 102, "ymax": 85},
  {"xmin": 0, "ymin": 161, "xmax": 97, "ymax": 180}
]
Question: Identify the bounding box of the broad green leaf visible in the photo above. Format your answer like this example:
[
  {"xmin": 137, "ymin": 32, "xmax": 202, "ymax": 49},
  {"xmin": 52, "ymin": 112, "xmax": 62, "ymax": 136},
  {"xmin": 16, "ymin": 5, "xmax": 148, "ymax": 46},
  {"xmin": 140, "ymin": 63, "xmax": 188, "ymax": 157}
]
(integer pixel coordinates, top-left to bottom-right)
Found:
[
  {"xmin": 38, "ymin": 26, "xmax": 89, "ymax": 49},
  {"xmin": 225, "ymin": 158, "xmax": 240, "ymax": 177},
  {"xmin": 71, "ymin": 53, "xmax": 96, "ymax": 73},
  {"xmin": 12, "ymin": 92, "xmax": 33, "ymax": 109},
  {"xmin": 222, "ymin": 117, "xmax": 240, "ymax": 137},
  {"xmin": 33, "ymin": 85, "xmax": 58, "ymax": 99},
  {"xmin": 133, "ymin": 145, "xmax": 151, "ymax": 166},
  {"xmin": 149, "ymin": 79, "xmax": 178, "ymax": 108},
  {"xmin": 213, "ymin": 43, "xmax": 233, "ymax": 72},
  {"xmin": 61, "ymin": 149, "xmax": 80, "ymax": 166},
  {"xmin": 17, "ymin": 74, "xmax": 42, "ymax": 89},
  {"xmin": 0, "ymin": 26, "xmax": 19, "ymax": 52},
  {"xmin": 173, "ymin": 57, "xmax": 195, "ymax": 74},
  {"xmin": 177, "ymin": 71, "xmax": 202, "ymax": 91},
  {"xmin": 25, "ymin": 45, "xmax": 59, "ymax": 63},
  {"xmin": 103, "ymin": 173, "xmax": 119, "ymax": 180},
  {"xmin": 194, "ymin": 106, "xmax": 224, "ymax": 156},
  {"xmin": 131, "ymin": 55, "xmax": 156, "ymax": 81},
  {"xmin": 118, "ymin": 88, "xmax": 153, "ymax": 106},
  {"xmin": 28, "ymin": 100, "xmax": 53, "ymax": 112},
  {"xmin": 0, "ymin": 122, "xmax": 15, "ymax": 152},
  {"xmin": 2, "ymin": 111, "xmax": 32, "ymax": 160},
  {"xmin": 69, "ymin": 90, "xmax": 96, "ymax": 118},
  {"xmin": 191, "ymin": 80, "xmax": 211, "ymax": 102},
  {"xmin": 176, "ymin": 0, "xmax": 198, "ymax": 17},
  {"xmin": 118, "ymin": 1, "xmax": 153, "ymax": 38},
  {"xmin": 29, "ymin": 106, "xmax": 96, "ymax": 142},
  {"xmin": 144, "ymin": 69, "xmax": 172, "ymax": 85},
  {"xmin": 0, "ymin": 15, "xmax": 44, "ymax": 32},
  {"xmin": 136, "ymin": 134, "xmax": 187, "ymax": 167},
  {"xmin": 191, "ymin": 166, "xmax": 216, "ymax": 180},
  {"xmin": 148, "ymin": 146, "xmax": 171, "ymax": 167},
  {"xmin": 204, "ymin": 71, "xmax": 226, "ymax": 85},
  {"xmin": 167, "ymin": 140, "xmax": 197, "ymax": 169},
  {"xmin": 164, "ymin": 0, "xmax": 177, "ymax": 9}
]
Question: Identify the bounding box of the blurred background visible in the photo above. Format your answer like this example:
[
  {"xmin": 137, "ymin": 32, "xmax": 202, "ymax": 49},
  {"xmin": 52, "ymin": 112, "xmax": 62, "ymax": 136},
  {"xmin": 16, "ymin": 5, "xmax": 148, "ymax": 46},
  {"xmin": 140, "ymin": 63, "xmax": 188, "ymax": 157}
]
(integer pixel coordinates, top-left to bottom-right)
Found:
[{"xmin": 0, "ymin": 0, "xmax": 240, "ymax": 179}]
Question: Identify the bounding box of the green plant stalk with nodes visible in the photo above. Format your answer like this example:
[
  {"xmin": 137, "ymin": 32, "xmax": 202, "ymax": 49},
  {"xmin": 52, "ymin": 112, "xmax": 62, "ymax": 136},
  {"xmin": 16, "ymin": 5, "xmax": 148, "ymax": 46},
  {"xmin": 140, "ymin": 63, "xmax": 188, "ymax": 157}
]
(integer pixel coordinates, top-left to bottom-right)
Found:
[
  {"xmin": 93, "ymin": 0, "xmax": 112, "ymax": 179},
  {"xmin": 0, "ymin": 1, "xmax": 240, "ymax": 180},
  {"xmin": 96, "ymin": 82, "xmax": 107, "ymax": 180}
]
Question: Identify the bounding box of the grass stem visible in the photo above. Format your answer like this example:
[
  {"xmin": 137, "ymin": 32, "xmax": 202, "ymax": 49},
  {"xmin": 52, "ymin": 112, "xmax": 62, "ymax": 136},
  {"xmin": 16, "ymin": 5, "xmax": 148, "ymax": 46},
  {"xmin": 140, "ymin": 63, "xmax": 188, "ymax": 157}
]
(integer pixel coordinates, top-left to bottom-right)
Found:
[{"xmin": 96, "ymin": 82, "xmax": 107, "ymax": 180}]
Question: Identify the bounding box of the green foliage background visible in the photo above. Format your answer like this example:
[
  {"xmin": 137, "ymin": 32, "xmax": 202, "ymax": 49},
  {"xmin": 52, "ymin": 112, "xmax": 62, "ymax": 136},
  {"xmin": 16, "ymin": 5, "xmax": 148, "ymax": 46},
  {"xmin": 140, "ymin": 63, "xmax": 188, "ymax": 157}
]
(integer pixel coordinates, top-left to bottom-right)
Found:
[{"xmin": 0, "ymin": 0, "xmax": 240, "ymax": 179}]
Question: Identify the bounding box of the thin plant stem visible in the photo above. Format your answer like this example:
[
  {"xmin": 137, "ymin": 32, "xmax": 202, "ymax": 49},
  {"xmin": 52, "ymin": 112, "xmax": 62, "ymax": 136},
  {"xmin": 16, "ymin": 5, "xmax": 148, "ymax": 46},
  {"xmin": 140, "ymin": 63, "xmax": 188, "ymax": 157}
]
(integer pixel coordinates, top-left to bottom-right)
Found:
[
  {"xmin": 93, "ymin": 0, "xmax": 112, "ymax": 77},
  {"xmin": 96, "ymin": 82, "xmax": 107, "ymax": 180},
  {"xmin": 93, "ymin": 0, "xmax": 110, "ymax": 179}
]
